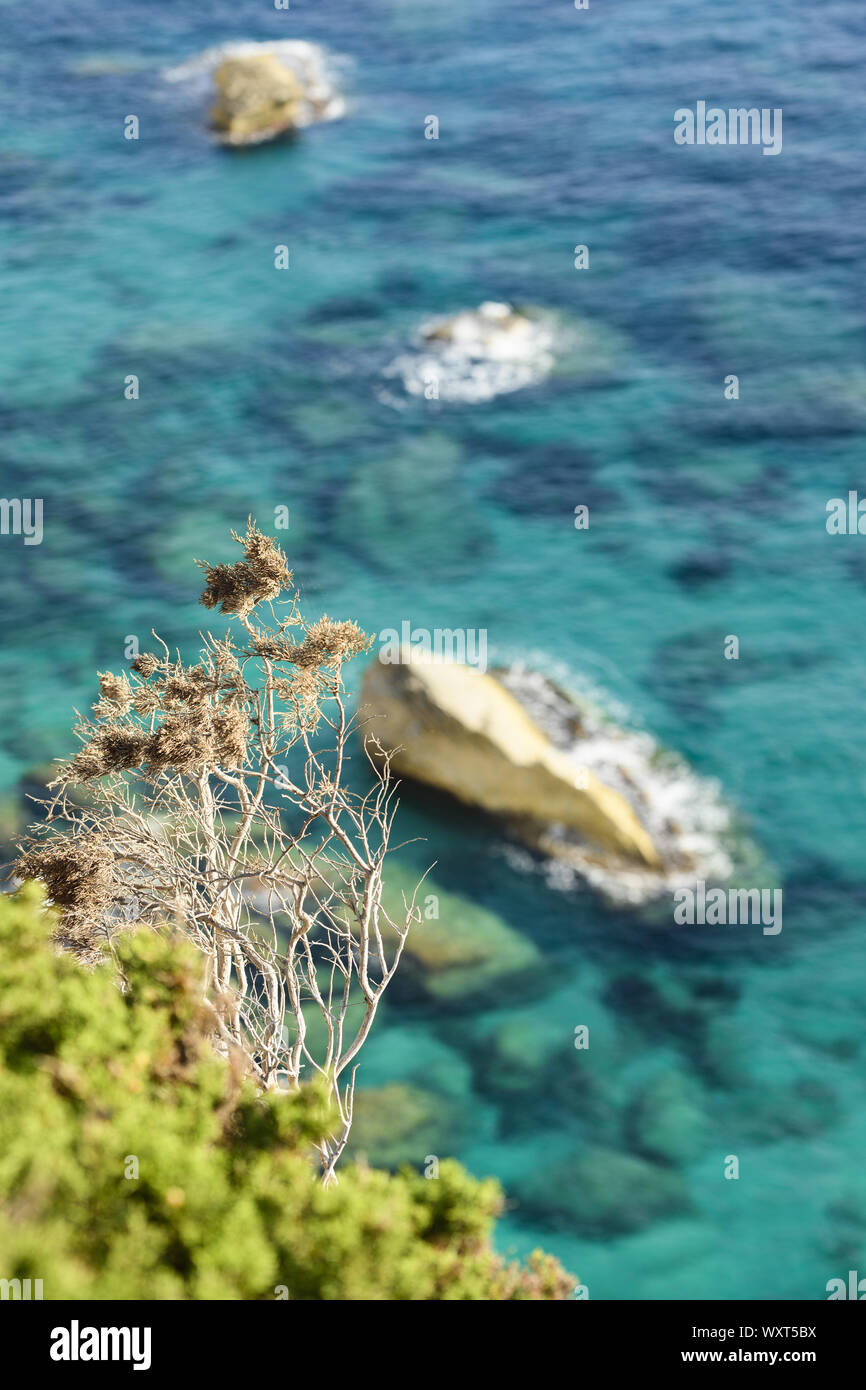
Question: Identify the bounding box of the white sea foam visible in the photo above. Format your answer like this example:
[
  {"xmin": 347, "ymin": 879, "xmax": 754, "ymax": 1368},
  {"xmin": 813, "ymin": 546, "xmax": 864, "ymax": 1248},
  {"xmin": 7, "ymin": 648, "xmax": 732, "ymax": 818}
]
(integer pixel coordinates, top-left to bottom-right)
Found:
[
  {"xmin": 497, "ymin": 664, "xmax": 738, "ymax": 907},
  {"xmin": 385, "ymin": 301, "xmax": 556, "ymax": 403},
  {"xmin": 162, "ymin": 40, "xmax": 346, "ymax": 130}
]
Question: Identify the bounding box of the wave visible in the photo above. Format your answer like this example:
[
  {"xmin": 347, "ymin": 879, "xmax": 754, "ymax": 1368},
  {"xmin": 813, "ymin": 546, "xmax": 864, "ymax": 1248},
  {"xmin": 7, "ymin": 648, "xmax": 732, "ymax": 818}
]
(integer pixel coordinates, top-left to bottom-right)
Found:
[{"xmin": 384, "ymin": 301, "xmax": 557, "ymax": 404}]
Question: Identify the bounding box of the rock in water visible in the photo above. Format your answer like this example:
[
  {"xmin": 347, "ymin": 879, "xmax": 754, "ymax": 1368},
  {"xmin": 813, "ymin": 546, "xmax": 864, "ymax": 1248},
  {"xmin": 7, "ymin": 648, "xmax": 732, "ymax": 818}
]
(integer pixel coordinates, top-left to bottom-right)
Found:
[
  {"xmin": 422, "ymin": 301, "xmax": 534, "ymax": 349},
  {"xmin": 347, "ymin": 1083, "xmax": 462, "ymax": 1168},
  {"xmin": 210, "ymin": 54, "xmax": 305, "ymax": 144},
  {"xmin": 379, "ymin": 863, "xmax": 545, "ymax": 1004},
  {"xmin": 164, "ymin": 41, "xmax": 345, "ymax": 144},
  {"xmin": 518, "ymin": 1146, "xmax": 692, "ymax": 1235},
  {"xmin": 627, "ymin": 1070, "xmax": 708, "ymax": 1166},
  {"xmin": 361, "ymin": 656, "xmax": 661, "ymax": 869}
]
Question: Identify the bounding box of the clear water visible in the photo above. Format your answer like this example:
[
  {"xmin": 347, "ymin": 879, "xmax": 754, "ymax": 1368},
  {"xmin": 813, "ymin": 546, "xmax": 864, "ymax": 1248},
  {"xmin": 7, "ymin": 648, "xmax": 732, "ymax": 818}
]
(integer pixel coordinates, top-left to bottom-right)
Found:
[{"xmin": 2, "ymin": 0, "xmax": 866, "ymax": 1299}]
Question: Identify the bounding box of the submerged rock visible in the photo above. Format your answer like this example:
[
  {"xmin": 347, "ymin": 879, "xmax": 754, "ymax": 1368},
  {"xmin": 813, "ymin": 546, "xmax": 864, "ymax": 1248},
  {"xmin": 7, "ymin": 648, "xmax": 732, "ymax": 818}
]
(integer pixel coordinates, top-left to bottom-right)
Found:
[
  {"xmin": 474, "ymin": 1014, "xmax": 567, "ymax": 1097},
  {"xmin": 626, "ymin": 1069, "xmax": 708, "ymax": 1166},
  {"xmin": 163, "ymin": 41, "xmax": 345, "ymax": 146},
  {"xmin": 347, "ymin": 1082, "xmax": 462, "ymax": 1168},
  {"xmin": 519, "ymin": 1146, "xmax": 692, "ymax": 1236},
  {"xmin": 362, "ymin": 657, "xmax": 661, "ymax": 875},
  {"xmin": 721, "ymin": 1077, "xmax": 841, "ymax": 1143},
  {"xmin": 381, "ymin": 863, "xmax": 544, "ymax": 1004},
  {"xmin": 606, "ymin": 967, "xmax": 740, "ymax": 1047},
  {"xmin": 335, "ymin": 435, "xmax": 486, "ymax": 578}
]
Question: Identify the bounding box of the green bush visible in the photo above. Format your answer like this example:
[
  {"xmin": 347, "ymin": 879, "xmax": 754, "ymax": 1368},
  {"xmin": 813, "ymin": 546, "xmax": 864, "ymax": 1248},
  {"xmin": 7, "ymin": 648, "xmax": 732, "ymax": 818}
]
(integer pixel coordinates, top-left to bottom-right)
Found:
[{"xmin": 0, "ymin": 886, "xmax": 574, "ymax": 1300}]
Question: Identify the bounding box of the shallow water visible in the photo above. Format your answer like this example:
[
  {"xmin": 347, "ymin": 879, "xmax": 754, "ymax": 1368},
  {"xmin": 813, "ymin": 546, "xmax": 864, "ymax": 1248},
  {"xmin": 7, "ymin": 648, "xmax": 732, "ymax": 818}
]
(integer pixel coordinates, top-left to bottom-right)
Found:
[{"xmin": 2, "ymin": 0, "xmax": 865, "ymax": 1299}]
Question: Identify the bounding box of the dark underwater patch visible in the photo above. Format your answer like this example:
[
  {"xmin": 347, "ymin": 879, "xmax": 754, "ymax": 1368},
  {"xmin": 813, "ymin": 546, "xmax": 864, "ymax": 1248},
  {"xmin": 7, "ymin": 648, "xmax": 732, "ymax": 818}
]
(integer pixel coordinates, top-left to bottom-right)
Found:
[
  {"xmin": 305, "ymin": 295, "xmax": 384, "ymax": 325},
  {"xmin": 490, "ymin": 443, "xmax": 618, "ymax": 518},
  {"xmin": 668, "ymin": 549, "xmax": 732, "ymax": 589},
  {"xmin": 646, "ymin": 630, "xmax": 830, "ymax": 723}
]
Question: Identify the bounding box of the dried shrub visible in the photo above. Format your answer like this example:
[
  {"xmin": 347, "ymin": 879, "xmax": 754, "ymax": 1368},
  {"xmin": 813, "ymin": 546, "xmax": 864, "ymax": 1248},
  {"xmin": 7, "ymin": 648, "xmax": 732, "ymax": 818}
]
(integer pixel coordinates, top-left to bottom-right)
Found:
[
  {"xmin": 144, "ymin": 711, "xmax": 215, "ymax": 777},
  {"xmin": 211, "ymin": 707, "xmax": 249, "ymax": 768},
  {"xmin": 16, "ymin": 834, "xmax": 114, "ymax": 913},
  {"xmin": 285, "ymin": 617, "xmax": 372, "ymax": 669},
  {"xmin": 95, "ymin": 670, "xmax": 133, "ymax": 714},
  {"xmin": 15, "ymin": 833, "xmax": 119, "ymax": 963},
  {"xmin": 66, "ymin": 722, "xmax": 149, "ymax": 782},
  {"xmin": 16, "ymin": 522, "xmax": 409, "ymax": 1183},
  {"xmin": 130, "ymin": 652, "xmax": 161, "ymax": 678},
  {"xmin": 198, "ymin": 521, "xmax": 293, "ymax": 617}
]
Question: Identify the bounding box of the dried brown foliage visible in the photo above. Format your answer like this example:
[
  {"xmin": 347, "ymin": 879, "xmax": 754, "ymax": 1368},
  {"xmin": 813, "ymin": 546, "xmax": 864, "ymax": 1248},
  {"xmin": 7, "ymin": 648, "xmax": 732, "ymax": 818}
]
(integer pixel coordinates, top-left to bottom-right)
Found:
[
  {"xmin": 16, "ymin": 833, "xmax": 118, "ymax": 964},
  {"xmin": 198, "ymin": 520, "xmax": 294, "ymax": 617}
]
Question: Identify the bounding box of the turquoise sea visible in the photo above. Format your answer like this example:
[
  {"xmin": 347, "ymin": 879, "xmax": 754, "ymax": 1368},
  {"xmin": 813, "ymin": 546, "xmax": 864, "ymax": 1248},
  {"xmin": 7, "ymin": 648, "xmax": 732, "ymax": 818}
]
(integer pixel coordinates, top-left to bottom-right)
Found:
[{"xmin": 2, "ymin": 0, "xmax": 866, "ymax": 1298}]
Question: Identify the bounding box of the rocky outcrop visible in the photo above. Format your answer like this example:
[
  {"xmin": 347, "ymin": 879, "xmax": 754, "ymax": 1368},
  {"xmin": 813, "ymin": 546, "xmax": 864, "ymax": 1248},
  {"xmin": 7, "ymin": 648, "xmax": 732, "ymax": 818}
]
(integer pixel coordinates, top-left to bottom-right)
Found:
[
  {"xmin": 421, "ymin": 301, "xmax": 538, "ymax": 352},
  {"xmin": 361, "ymin": 656, "xmax": 661, "ymax": 870},
  {"xmin": 160, "ymin": 41, "xmax": 345, "ymax": 147},
  {"xmin": 210, "ymin": 54, "xmax": 305, "ymax": 144}
]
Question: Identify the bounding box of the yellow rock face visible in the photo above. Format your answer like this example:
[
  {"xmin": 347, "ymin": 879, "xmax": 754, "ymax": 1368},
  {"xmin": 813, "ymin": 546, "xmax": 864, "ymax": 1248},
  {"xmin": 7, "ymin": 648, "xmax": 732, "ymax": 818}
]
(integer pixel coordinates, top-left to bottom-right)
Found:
[
  {"xmin": 361, "ymin": 656, "xmax": 661, "ymax": 868},
  {"xmin": 210, "ymin": 54, "xmax": 304, "ymax": 142}
]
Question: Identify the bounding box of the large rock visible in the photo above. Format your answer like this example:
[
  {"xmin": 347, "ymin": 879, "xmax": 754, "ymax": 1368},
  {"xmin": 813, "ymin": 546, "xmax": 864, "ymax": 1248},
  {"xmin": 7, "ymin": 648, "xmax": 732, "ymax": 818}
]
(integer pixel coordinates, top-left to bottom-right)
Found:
[
  {"xmin": 361, "ymin": 657, "xmax": 661, "ymax": 869},
  {"xmin": 164, "ymin": 40, "xmax": 344, "ymax": 147},
  {"xmin": 210, "ymin": 54, "xmax": 305, "ymax": 143}
]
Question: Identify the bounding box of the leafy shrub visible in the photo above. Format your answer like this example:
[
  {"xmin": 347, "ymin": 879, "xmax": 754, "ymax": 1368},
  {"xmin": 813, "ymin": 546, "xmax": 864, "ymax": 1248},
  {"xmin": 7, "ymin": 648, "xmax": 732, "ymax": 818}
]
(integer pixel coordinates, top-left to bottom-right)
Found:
[{"xmin": 0, "ymin": 886, "xmax": 574, "ymax": 1300}]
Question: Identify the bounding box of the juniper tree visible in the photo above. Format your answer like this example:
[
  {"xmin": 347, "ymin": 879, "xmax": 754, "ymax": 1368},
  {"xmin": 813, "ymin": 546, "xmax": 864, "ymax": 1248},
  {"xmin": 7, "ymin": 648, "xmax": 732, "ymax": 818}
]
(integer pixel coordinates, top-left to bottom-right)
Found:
[{"xmin": 16, "ymin": 523, "xmax": 418, "ymax": 1182}]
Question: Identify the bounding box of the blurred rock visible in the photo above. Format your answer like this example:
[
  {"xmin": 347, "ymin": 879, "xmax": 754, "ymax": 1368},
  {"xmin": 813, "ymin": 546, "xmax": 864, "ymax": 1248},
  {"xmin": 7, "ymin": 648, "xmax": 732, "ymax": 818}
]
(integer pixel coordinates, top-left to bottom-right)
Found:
[
  {"xmin": 347, "ymin": 1082, "xmax": 462, "ymax": 1169},
  {"xmin": 336, "ymin": 436, "xmax": 485, "ymax": 578},
  {"xmin": 470, "ymin": 1013, "xmax": 567, "ymax": 1099},
  {"xmin": 210, "ymin": 54, "xmax": 305, "ymax": 144},
  {"xmin": 387, "ymin": 302, "xmax": 556, "ymax": 403},
  {"xmin": 162, "ymin": 40, "xmax": 345, "ymax": 147},
  {"xmin": 627, "ymin": 1069, "xmax": 708, "ymax": 1166},
  {"xmin": 722, "ymin": 1077, "xmax": 840, "ymax": 1143},
  {"xmin": 606, "ymin": 967, "xmax": 739, "ymax": 1047},
  {"xmin": 519, "ymin": 1145, "xmax": 691, "ymax": 1236},
  {"xmin": 381, "ymin": 864, "xmax": 544, "ymax": 1004}
]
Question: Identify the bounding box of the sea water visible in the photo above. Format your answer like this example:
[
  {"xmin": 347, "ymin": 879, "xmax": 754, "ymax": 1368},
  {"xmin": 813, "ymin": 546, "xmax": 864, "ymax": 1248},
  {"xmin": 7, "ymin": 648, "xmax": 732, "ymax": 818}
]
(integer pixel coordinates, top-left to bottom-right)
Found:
[{"xmin": 1, "ymin": 0, "xmax": 865, "ymax": 1300}]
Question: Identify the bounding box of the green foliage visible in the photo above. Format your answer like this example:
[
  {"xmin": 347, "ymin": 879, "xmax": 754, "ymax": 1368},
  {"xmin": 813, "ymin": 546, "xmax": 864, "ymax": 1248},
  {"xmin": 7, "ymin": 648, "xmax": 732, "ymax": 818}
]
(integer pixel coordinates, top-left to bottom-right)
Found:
[{"xmin": 0, "ymin": 886, "xmax": 574, "ymax": 1300}]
